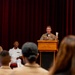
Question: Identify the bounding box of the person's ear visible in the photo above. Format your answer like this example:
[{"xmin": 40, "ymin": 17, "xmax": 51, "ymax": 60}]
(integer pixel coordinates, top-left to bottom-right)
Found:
[
  {"xmin": 37, "ymin": 53, "xmax": 39, "ymax": 56},
  {"xmin": 36, "ymin": 53, "xmax": 39, "ymax": 59},
  {"xmin": 22, "ymin": 55, "xmax": 27, "ymax": 63}
]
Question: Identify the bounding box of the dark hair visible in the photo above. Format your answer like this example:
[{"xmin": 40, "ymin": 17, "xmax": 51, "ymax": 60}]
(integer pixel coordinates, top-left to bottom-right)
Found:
[
  {"xmin": 0, "ymin": 50, "xmax": 9, "ymax": 57},
  {"xmin": 22, "ymin": 42, "xmax": 38, "ymax": 63},
  {"xmin": 49, "ymin": 35, "xmax": 75, "ymax": 75},
  {"xmin": 0, "ymin": 50, "xmax": 10, "ymax": 65}
]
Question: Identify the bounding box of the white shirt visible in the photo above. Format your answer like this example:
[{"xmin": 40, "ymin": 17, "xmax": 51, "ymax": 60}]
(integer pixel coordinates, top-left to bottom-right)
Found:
[{"xmin": 9, "ymin": 48, "xmax": 22, "ymax": 63}]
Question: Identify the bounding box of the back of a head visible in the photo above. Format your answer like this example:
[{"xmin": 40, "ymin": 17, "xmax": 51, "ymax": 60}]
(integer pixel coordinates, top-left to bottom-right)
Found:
[
  {"xmin": 22, "ymin": 42, "xmax": 38, "ymax": 63},
  {"xmin": 0, "ymin": 50, "xmax": 11, "ymax": 66},
  {"xmin": 49, "ymin": 35, "xmax": 75, "ymax": 75},
  {"xmin": 0, "ymin": 46, "xmax": 3, "ymax": 53}
]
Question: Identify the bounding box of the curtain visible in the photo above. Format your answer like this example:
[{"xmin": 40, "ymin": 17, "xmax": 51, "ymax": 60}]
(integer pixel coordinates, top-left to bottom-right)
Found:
[{"xmin": 0, "ymin": 0, "xmax": 74, "ymax": 49}]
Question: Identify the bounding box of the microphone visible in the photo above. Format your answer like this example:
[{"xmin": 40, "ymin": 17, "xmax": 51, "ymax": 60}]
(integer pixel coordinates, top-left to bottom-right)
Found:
[
  {"xmin": 46, "ymin": 33, "xmax": 50, "ymax": 37},
  {"xmin": 46, "ymin": 33, "xmax": 48, "ymax": 37},
  {"xmin": 46, "ymin": 33, "xmax": 50, "ymax": 40}
]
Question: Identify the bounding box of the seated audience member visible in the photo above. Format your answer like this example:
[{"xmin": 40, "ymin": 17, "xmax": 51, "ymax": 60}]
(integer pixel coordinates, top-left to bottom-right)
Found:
[
  {"xmin": 0, "ymin": 46, "xmax": 3, "ymax": 66},
  {"xmin": 9, "ymin": 41, "xmax": 23, "ymax": 68},
  {"xmin": 12, "ymin": 42, "xmax": 48, "ymax": 75},
  {"xmin": 40, "ymin": 26, "xmax": 58, "ymax": 40},
  {"xmin": 0, "ymin": 50, "xmax": 13, "ymax": 75},
  {"xmin": 49, "ymin": 35, "xmax": 75, "ymax": 75},
  {"xmin": 0, "ymin": 46, "xmax": 3, "ymax": 53}
]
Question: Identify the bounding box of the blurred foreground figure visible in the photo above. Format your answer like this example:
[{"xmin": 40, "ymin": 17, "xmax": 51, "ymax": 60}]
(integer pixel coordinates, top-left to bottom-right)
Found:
[
  {"xmin": 49, "ymin": 35, "xmax": 75, "ymax": 75},
  {"xmin": 0, "ymin": 46, "xmax": 3, "ymax": 53},
  {"xmin": 0, "ymin": 50, "xmax": 13, "ymax": 75},
  {"xmin": 12, "ymin": 42, "xmax": 48, "ymax": 75},
  {"xmin": 0, "ymin": 46, "xmax": 3, "ymax": 66}
]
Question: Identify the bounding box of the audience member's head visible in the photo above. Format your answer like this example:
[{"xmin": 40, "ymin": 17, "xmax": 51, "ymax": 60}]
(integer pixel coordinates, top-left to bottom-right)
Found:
[
  {"xmin": 13, "ymin": 41, "xmax": 19, "ymax": 49},
  {"xmin": 22, "ymin": 42, "xmax": 38, "ymax": 64},
  {"xmin": 0, "ymin": 50, "xmax": 11, "ymax": 66},
  {"xmin": 49, "ymin": 35, "xmax": 75, "ymax": 75},
  {"xmin": 0, "ymin": 46, "xmax": 3, "ymax": 53}
]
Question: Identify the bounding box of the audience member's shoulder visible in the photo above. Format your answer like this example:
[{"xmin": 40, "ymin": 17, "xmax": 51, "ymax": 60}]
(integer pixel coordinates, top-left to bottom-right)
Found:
[
  {"xmin": 9, "ymin": 48, "xmax": 13, "ymax": 51},
  {"xmin": 13, "ymin": 66, "xmax": 24, "ymax": 71},
  {"xmin": 39, "ymin": 67, "xmax": 49, "ymax": 74},
  {"xmin": 0, "ymin": 68, "xmax": 13, "ymax": 75},
  {"xmin": 18, "ymin": 48, "xmax": 21, "ymax": 51},
  {"xmin": 9, "ymin": 49, "xmax": 12, "ymax": 51}
]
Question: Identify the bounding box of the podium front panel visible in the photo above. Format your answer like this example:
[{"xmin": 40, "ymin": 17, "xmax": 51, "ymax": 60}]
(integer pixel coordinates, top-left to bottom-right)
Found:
[{"xmin": 38, "ymin": 42, "xmax": 57, "ymax": 51}]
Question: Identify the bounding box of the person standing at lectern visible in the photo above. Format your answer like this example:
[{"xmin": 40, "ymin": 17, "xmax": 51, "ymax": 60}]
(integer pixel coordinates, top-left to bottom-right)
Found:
[{"xmin": 40, "ymin": 26, "xmax": 58, "ymax": 40}]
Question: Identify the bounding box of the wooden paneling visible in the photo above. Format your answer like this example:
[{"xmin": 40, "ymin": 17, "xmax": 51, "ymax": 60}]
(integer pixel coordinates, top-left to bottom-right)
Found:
[{"xmin": 37, "ymin": 40, "xmax": 58, "ymax": 51}]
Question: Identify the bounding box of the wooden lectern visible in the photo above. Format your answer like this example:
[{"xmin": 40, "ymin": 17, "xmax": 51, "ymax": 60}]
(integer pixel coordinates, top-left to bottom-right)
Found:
[{"xmin": 37, "ymin": 40, "xmax": 58, "ymax": 65}]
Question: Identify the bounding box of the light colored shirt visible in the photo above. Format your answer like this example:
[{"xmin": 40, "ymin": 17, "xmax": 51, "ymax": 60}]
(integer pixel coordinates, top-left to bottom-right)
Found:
[
  {"xmin": 0, "ymin": 66, "xmax": 13, "ymax": 75},
  {"xmin": 9, "ymin": 48, "xmax": 22, "ymax": 63},
  {"xmin": 11, "ymin": 63, "xmax": 48, "ymax": 75}
]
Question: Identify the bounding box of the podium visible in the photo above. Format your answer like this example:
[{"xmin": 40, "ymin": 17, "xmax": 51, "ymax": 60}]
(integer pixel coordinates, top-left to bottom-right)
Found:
[{"xmin": 37, "ymin": 40, "xmax": 58, "ymax": 69}]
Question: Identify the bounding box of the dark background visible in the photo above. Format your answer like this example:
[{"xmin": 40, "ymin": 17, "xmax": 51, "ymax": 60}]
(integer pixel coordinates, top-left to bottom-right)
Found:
[{"xmin": 0, "ymin": 0, "xmax": 75, "ymax": 50}]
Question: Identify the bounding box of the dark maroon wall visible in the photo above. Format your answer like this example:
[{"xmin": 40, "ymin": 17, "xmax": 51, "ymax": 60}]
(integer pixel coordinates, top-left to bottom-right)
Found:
[{"xmin": 0, "ymin": 0, "xmax": 74, "ymax": 49}]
